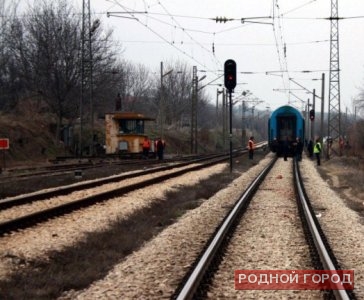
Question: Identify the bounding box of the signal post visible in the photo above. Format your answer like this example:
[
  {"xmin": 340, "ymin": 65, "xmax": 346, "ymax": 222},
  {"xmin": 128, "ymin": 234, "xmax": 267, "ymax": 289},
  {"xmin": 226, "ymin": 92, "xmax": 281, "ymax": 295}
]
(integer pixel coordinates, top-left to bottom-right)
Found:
[{"xmin": 224, "ymin": 59, "xmax": 237, "ymax": 173}]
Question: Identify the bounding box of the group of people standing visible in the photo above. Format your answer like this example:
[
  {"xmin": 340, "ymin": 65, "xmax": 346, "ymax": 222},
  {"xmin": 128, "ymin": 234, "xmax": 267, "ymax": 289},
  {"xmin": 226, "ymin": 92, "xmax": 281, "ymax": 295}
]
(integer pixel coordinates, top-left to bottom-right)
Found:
[
  {"xmin": 142, "ymin": 137, "xmax": 165, "ymax": 160},
  {"xmin": 286, "ymin": 137, "xmax": 322, "ymax": 166},
  {"xmin": 271, "ymin": 136, "xmax": 322, "ymax": 166},
  {"xmin": 142, "ymin": 134, "xmax": 323, "ymax": 166}
]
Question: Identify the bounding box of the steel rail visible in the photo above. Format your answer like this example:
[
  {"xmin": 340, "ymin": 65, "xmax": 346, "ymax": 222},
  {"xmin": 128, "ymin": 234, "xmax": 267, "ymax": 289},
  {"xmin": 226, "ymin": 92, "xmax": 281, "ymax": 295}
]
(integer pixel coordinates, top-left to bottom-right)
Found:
[
  {"xmin": 175, "ymin": 156, "xmax": 277, "ymax": 300},
  {"xmin": 293, "ymin": 160, "xmax": 352, "ymax": 300},
  {"xmin": 0, "ymin": 145, "xmax": 265, "ymax": 210},
  {"xmin": 0, "ymin": 156, "xmax": 233, "ymax": 235},
  {"xmin": 176, "ymin": 158, "xmax": 354, "ymax": 300},
  {"xmin": 0, "ymin": 153, "xmax": 232, "ymax": 210}
]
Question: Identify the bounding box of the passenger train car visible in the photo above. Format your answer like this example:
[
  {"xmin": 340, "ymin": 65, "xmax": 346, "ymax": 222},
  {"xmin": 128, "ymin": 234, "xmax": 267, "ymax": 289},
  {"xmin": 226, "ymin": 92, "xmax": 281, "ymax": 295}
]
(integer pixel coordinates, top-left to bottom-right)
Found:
[
  {"xmin": 105, "ymin": 112, "xmax": 156, "ymax": 157},
  {"xmin": 268, "ymin": 105, "xmax": 305, "ymax": 156}
]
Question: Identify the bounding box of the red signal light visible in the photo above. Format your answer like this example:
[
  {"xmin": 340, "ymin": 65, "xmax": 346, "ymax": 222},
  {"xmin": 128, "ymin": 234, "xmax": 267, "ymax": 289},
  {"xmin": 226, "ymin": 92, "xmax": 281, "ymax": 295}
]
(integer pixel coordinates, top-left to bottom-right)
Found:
[
  {"xmin": 224, "ymin": 59, "xmax": 237, "ymax": 92},
  {"xmin": 309, "ymin": 109, "xmax": 315, "ymax": 121}
]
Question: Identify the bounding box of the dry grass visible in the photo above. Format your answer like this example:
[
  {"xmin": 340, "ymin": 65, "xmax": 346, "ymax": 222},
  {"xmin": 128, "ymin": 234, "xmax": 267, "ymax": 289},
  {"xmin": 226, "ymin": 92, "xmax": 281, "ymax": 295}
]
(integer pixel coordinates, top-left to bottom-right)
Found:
[{"xmin": 317, "ymin": 155, "xmax": 364, "ymax": 218}]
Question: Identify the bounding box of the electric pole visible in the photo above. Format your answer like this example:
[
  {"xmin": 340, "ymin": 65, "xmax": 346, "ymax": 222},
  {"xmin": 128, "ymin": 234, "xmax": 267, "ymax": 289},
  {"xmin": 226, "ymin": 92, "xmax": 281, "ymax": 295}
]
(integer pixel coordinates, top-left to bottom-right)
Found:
[
  {"xmin": 80, "ymin": 0, "xmax": 94, "ymax": 156},
  {"xmin": 328, "ymin": 0, "xmax": 342, "ymax": 155},
  {"xmin": 191, "ymin": 66, "xmax": 197, "ymax": 154}
]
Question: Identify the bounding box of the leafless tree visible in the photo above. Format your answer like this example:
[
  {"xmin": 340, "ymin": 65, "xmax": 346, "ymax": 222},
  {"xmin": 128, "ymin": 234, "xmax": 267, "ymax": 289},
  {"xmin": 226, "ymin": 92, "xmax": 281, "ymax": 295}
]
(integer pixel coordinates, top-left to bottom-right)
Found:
[
  {"xmin": 353, "ymin": 90, "xmax": 364, "ymax": 118},
  {"xmin": 0, "ymin": 0, "xmax": 21, "ymax": 110},
  {"xmin": 121, "ymin": 62, "xmax": 153, "ymax": 112},
  {"xmin": 5, "ymin": 0, "xmax": 121, "ymax": 141},
  {"xmin": 5, "ymin": 0, "xmax": 82, "ymax": 140}
]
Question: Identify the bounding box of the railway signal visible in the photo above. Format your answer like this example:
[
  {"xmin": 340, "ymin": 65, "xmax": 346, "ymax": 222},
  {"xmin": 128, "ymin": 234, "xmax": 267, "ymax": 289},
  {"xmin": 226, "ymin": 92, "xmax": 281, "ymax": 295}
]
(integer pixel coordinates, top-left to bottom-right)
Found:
[
  {"xmin": 224, "ymin": 59, "xmax": 237, "ymax": 173},
  {"xmin": 309, "ymin": 109, "xmax": 315, "ymax": 121},
  {"xmin": 224, "ymin": 59, "xmax": 237, "ymax": 92}
]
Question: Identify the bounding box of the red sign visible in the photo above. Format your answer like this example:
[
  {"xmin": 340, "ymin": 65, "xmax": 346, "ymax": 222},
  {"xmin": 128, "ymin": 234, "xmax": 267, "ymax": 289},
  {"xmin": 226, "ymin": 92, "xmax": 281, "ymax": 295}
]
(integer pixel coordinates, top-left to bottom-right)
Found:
[
  {"xmin": 235, "ymin": 270, "xmax": 354, "ymax": 290},
  {"xmin": 0, "ymin": 139, "xmax": 9, "ymax": 149}
]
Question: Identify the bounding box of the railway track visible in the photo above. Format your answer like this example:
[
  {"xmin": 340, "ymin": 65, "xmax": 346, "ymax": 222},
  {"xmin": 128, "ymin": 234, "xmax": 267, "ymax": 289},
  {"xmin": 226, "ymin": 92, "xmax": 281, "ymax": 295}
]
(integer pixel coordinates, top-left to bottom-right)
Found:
[
  {"xmin": 174, "ymin": 158, "xmax": 355, "ymax": 300},
  {"xmin": 0, "ymin": 150, "xmax": 256, "ymax": 199},
  {"xmin": 1, "ymin": 153, "xmax": 360, "ymax": 299},
  {"xmin": 0, "ymin": 152, "xmax": 244, "ymax": 235},
  {"xmin": 0, "ymin": 144, "xmax": 266, "ymax": 185},
  {"xmin": 0, "ymin": 157, "xmax": 180, "ymax": 190}
]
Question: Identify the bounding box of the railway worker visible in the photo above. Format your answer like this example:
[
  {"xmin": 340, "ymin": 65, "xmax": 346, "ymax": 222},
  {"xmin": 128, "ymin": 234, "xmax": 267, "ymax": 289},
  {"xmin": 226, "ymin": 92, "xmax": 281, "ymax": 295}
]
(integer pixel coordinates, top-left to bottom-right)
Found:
[
  {"xmin": 313, "ymin": 138, "xmax": 322, "ymax": 166},
  {"xmin": 248, "ymin": 136, "xmax": 255, "ymax": 160},
  {"xmin": 156, "ymin": 137, "xmax": 165, "ymax": 160},
  {"xmin": 142, "ymin": 136, "xmax": 151, "ymax": 159},
  {"xmin": 272, "ymin": 138, "xmax": 279, "ymax": 154},
  {"xmin": 283, "ymin": 137, "xmax": 289, "ymax": 161}
]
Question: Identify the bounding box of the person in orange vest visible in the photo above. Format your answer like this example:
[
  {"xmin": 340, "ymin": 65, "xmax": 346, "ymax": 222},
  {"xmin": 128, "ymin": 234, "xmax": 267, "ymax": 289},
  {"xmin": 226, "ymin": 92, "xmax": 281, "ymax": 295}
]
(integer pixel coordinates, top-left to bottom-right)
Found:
[
  {"xmin": 142, "ymin": 136, "xmax": 151, "ymax": 159},
  {"xmin": 248, "ymin": 136, "xmax": 255, "ymax": 160}
]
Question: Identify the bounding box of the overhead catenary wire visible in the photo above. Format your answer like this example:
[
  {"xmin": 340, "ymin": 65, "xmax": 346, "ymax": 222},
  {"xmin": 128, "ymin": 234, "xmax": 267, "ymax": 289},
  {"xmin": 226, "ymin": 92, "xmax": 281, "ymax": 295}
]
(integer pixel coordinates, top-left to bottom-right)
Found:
[
  {"xmin": 157, "ymin": 0, "xmax": 222, "ymax": 68},
  {"xmin": 107, "ymin": 0, "xmax": 214, "ymax": 72},
  {"xmin": 272, "ymin": 0, "xmax": 290, "ymax": 103}
]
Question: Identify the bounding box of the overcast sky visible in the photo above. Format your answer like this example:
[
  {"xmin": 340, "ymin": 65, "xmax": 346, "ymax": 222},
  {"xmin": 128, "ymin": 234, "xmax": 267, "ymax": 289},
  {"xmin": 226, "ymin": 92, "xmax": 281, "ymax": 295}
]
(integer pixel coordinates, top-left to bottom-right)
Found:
[{"xmin": 45, "ymin": 1, "xmax": 364, "ymax": 113}]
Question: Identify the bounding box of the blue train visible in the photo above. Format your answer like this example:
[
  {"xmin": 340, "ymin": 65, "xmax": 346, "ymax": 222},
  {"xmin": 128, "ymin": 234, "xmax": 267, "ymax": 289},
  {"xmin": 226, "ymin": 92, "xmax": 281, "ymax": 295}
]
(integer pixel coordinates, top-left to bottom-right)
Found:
[{"xmin": 268, "ymin": 105, "xmax": 305, "ymax": 156}]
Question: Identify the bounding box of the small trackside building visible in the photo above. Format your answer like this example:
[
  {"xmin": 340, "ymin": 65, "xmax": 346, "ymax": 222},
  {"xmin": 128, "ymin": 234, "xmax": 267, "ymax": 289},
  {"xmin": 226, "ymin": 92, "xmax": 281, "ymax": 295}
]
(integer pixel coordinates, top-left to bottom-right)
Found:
[{"xmin": 105, "ymin": 112, "xmax": 155, "ymax": 155}]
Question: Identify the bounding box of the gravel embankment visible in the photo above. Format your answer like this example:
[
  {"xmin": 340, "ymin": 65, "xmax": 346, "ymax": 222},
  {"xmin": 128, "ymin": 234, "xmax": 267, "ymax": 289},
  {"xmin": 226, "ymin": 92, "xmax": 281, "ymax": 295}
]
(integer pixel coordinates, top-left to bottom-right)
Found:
[
  {"xmin": 1, "ymin": 154, "xmax": 362, "ymax": 299},
  {"xmin": 0, "ymin": 163, "xmax": 227, "ymax": 279},
  {"xmin": 300, "ymin": 158, "xmax": 364, "ymax": 299},
  {"xmin": 60, "ymin": 155, "xmax": 363, "ymax": 299},
  {"xmin": 0, "ymin": 163, "xmax": 201, "ymax": 222},
  {"xmin": 57, "ymin": 155, "xmax": 274, "ymax": 299}
]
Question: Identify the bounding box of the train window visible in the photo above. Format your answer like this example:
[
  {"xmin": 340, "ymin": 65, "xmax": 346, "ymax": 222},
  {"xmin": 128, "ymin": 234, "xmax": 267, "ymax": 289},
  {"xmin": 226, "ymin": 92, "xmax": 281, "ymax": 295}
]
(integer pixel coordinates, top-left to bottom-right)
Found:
[{"xmin": 119, "ymin": 120, "xmax": 145, "ymax": 134}]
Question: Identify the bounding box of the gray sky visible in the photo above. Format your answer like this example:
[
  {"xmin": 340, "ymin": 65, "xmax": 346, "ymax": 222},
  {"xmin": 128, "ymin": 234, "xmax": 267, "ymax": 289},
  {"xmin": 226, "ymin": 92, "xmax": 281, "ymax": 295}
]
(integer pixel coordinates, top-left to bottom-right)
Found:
[{"xmin": 71, "ymin": 1, "xmax": 364, "ymax": 113}]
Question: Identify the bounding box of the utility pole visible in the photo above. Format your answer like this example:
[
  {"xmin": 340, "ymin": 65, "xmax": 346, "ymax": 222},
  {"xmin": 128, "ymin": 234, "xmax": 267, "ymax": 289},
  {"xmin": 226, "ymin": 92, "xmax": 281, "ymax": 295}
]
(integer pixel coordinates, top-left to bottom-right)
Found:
[
  {"xmin": 306, "ymin": 98, "xmax": 311, "ymax": 141},
  {"xmin": 222, "ymin": 89, "xmax": 227, "ymax": 151},
  {"xmin": 216, "ymin": 89, "xmax": 223, "ymax": 150},
  {"xmin": 160, "ymin": 62, "xmax": 165, "ymax": 140},
  {"xmin": 242, "ymin": 100, "xmax": 246, "ymax": 147},
  {"xmin": 190, "ymin": 66, "xmax": 197, "ymax": 154},
  {"xmin": 160, "ymin": 62, "xmax": 173, "ymax": 140},
  {"xmin": 81, "ymin": 0, "xmax": 99, "ymax": 157},
  {"xmin": 320, "ymin": 73, "xmax": 325, "ymax": 146},
  {"xmin": 328, "ymin": 0, "xmax": 342, "ymax": 155},
  {"xmin": 311, "ymin": 89, "xmax": 316, "ymax": 142}
]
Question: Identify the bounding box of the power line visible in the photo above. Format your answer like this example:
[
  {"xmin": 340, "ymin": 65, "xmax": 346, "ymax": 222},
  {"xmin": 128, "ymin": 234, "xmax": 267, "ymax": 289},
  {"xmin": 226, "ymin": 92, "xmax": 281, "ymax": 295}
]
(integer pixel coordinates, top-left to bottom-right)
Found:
[
  {"xmin": 157, "ymin": 1, "xmax": 221, "ymax": 68},
  {"xmin": 107, "ymin": 0, "xmax": 215, "ymax": 72},
  {"xmin": 117, "ymin": 39, "xmax": 329, "ymax": 46},
  {"xmin": 272, "ymin": 0, "xmax": 290, "ymax": 102}
]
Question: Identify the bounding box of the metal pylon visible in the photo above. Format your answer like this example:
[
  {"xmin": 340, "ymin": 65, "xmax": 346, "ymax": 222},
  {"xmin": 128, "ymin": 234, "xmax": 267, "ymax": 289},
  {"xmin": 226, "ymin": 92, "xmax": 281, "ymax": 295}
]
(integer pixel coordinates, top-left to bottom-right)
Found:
[{"xmin": 328, "ymin": 0, "xmax": 341, "ymax": 144}]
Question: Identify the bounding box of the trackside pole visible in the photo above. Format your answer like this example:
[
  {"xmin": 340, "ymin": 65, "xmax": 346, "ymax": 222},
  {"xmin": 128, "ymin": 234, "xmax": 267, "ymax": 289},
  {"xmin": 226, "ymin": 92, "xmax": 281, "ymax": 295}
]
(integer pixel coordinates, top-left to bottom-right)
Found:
[
  {"xmin": 224, "ymin": 59, "xmax": 237, "ymax": 173},
  {"xmin": 229, "ymin": 90, "xmax": 233, "ymax": 173}
]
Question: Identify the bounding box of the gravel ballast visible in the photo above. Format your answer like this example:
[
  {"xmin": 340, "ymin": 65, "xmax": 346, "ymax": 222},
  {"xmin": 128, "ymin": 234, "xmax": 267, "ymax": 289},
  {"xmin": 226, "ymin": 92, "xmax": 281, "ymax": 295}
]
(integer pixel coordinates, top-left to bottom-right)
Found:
[
  {"xmin": 207, "ymin": 158, "xmax": 322, "ymax": 299},
  {"xmin": 58, "ymin": 155, "xmax": 273, "ymax": 299},
  {"xmin": 300, "ymin": 158, "xmax": 364, "ymax": 299},
  {"xmin": 0, "ymin": 153, "xmax": 362, "ymax": 299}
]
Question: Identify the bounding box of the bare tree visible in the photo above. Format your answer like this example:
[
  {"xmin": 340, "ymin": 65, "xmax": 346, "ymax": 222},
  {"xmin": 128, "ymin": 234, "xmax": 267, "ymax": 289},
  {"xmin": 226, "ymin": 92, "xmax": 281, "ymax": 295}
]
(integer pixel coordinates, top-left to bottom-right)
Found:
[
  {"xmin": 0, "ymin": 0, "xmax": 21, "ymax": 110},
  {"xmin": 5, "ymin": 0, "xmax": 82, "ymax": 140},
  {"xmin": 353, "ymin": 90, "xmax": 364, "ymax": 118},
  {"xmin": 5, "ymin": 0, "xmax": 121, "ymax": 141}
]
